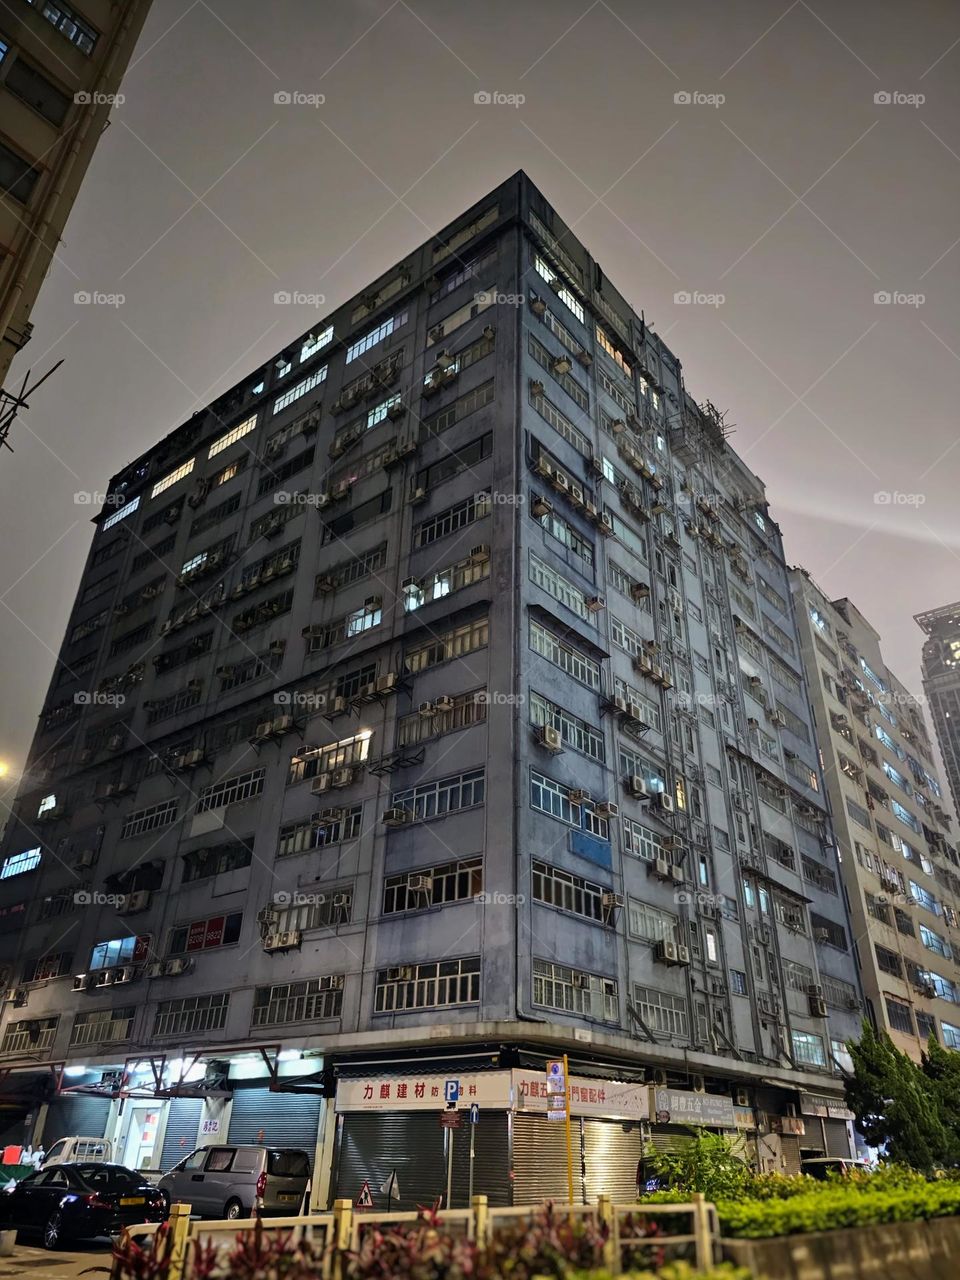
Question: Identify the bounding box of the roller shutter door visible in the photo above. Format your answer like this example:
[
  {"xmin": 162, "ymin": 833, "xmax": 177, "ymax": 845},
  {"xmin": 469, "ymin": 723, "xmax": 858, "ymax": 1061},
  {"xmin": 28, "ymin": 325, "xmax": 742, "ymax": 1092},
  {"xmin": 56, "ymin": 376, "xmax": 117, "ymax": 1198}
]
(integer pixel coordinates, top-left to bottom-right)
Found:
[
  {"xmin": 583, "ymin": 1119, "xmax": 644, "ymax": 1203},
  {"xmin": 780, "ymin": 1134, "xmax": 801, "ymax": 1175},
  {"xmin": 648, "ymin": 1126, "xmax": 695, "ymax": 1155},
  {"xmin": 512, "ymin": 1113, "xmax": 583, "ymax": 1204},
  {"xmin": 824, "ymin": 1118, "xmax": 852, "ymax": 1158},
  {"xmin": 227, "ymin": 1089, "xmax": 321, "ymax": 1168},
  {"xmin": 335, "ymin": 1112, "xmax": 447, "ymax": 1211},
  {"xmin": 42, "ymin": 1095, "xmax": 112, "ymax": 1147},
  {"xmin": 160, "ymin": 1098, "xmax": 203, "ymax": 1170},
  {"xmin": 449, "ymin": 1111, "xmax": 510, "ymax": 1208}
]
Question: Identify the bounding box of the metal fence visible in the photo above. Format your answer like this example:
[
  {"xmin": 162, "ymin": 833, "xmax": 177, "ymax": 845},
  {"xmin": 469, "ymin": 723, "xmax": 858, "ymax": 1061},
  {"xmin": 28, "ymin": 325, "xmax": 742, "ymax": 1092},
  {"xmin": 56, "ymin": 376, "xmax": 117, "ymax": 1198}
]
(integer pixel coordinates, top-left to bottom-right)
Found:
[{"xmin": 114, "ymin": 1193, "xmax": 718, "ymax": 1280}]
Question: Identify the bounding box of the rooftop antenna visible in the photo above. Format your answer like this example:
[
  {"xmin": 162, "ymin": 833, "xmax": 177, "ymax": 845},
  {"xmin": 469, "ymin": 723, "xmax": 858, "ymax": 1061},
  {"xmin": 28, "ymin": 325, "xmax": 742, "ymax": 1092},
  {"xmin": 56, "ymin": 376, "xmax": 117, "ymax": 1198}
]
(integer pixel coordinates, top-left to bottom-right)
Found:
[{"xmin": 0, "ymin": 360, "xmax": 64, "ymax": 456}]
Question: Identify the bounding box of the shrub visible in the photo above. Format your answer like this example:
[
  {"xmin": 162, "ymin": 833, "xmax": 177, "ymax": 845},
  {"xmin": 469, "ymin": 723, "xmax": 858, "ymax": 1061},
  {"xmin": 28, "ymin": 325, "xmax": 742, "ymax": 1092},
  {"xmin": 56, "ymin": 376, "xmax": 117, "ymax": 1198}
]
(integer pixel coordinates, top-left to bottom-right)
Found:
[
  {"xmin": 715, "ymin": 1178, "xmax": 960, "ymax": 1239},
  {"xmin": 644, "ymin": 1131, "xmax": 752, "ymax": 1202}
]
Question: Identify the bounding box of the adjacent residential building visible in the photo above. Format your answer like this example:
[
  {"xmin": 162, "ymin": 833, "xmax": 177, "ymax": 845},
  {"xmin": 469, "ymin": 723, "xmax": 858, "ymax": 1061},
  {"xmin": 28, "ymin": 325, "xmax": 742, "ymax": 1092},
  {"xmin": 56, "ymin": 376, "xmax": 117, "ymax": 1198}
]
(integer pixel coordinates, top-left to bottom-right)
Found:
[
  {"xmin": 0, "ymin": 173, "xmax": 863, "ymax": 1205},
  {"xmin": 0, "ymin": 1, "xmax": 153, "ymax": 424},
  {"xmin": 792, "ymin": 572, "xmax": 960, "ymax": 1061},
  {"xmin": 915, "ymin": 602, "xmax": 960, "ymax": 822}
]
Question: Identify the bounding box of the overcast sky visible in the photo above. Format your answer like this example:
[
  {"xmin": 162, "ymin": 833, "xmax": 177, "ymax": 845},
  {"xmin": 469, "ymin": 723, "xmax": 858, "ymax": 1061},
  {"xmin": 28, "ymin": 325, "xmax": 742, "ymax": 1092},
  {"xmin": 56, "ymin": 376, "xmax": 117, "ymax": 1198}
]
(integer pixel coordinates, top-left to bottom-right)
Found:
[{"xmin": 2, "ymin": 0, "xmax": 959, "ymax": 794}]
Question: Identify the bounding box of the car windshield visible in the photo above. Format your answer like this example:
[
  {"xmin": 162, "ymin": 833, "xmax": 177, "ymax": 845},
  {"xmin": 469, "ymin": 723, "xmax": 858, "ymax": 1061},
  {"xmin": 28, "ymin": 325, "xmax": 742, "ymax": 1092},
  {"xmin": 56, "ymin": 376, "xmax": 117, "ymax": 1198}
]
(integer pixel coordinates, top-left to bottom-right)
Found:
[
  {"xmin": 268, "ymin": 1151, "xmax": 309, "ymax": 1177},
  {"xmin": 74, "ymin": 1165, "xmax": 145, "ymax": 1190}
]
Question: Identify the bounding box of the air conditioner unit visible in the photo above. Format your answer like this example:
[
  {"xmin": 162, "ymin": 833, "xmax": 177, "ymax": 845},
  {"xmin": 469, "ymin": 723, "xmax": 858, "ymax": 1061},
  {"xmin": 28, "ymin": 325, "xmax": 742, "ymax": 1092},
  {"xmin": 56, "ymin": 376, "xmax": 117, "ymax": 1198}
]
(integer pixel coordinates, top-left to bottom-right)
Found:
[
  {"xmin": 112, "ymin": 966, "xmax": 136, "ymax": 985},
  {"xmin": 653, "ymin": 856, "xmax": 672, "ymax": 880},
  {"xmin": 655, "ymin": 792, "xmax": 675, "ymax": 813},
  {"xmin": 625, "ymin": 702, "xmax": 646, "ymax": 725},
  {"xmin": 675, "ymin": 945, "xmax": 691, "ymax": 965},
  {"xmin": 531, "ymin": 495, "xmax": 553, "ymax": 519},
  {"xmin": 553, "ymin": 471, "xmax": 570, "ymax": 493},
  {"xmin": 536, "ymin": 724, "xmax": 564, "ymax": 753},
  {"xmin": 164, "ymin": 958, "xmax": 191, "ymax": 977},
  {"xmin": 264, "ymin": 930, "xmax": 303, "ymax": 953},
  {"xmin": 331, "ymin": 767, "xmax": 355, "ymax": 789},
  {"xmin": 253, "ymin": 720, "xmax": 274, "ymax": 741},
  {"xmin": 597, "ymin": 512, "xmax": 614, "ymax": 535},
  {"xmin": 94, "ymin": 970, "xmax": 112, "ymax": 988},
  {"xmin": 573, "ymin": 972, "xmax": 589, "ymax": 988},
  {"xmin": 376, "ymin": 673, "xmax": 399, "ymax": 693},
  {"xmin": 586, "ymin": 595, "xmax": 605, "ymax": 613},
  {"xmin": 808, "ymin": 994, "xmax": 827, "ymax": 1017},
  {"xmin": 468, "ymin": 543, "xmax": 489, "ymax": 562},
  {"xmin": 72, "ymin": 974, "xmax": 89, "ymax": 992},
  {"xmin": 655, "ymin": 939, "xmax": 679, "ymax": 965},
  {"xmin": 145, "ymin": 962, "xmax": 164, "ymax": 979},
  {"xmin": 435, "ymin": 349, "xmax": 455, "ymax": 370},
  {"xmin": 630, "ymin": 581, "xmax": 651, "ymax": 603},
  {"xmin": 410, "ymin": 486, "xmax": 428, "ymax": 504},
  {"xmin": 272, "ymin": 714, "xmax": 295, "ymax": 735},
  {"xmin": 601, "ymin": 892, "xmax": 623, "ymax": 911},
  {"xmin": 122, "ymin": 890, "xmax": 151, "ymax": 914},
  {"xmin": 311, "ymin": 773, "xmax": 332, "ymax": 794},
  {"xmin": 569, "ymin": 788, "xmax": 590, "ymax": 804},
  {"xmin": 75, "ymin": 849, "xmax": 97, "ymax": 869},
  {"xmin": 735, "ymin": 1088, "xmax": 751, "ymax": 1108},
  {"xmin": 670, "ymin": 864, "xmax": 685, "ymax": 884},
  {"xmin": 627, "ymin": 775, "xmax": 648, "ymax": 798},
  {"xmin": 433, "ymin": 694, "xmax": 454, "ymax": 713},
  {"xmin": 332, "ymin": 893, "xmax": 350, "ymax": 909},
  {"xmin": 329, "ymin": 696, "xmax": 349, "ymax": 715},
  {"xmin": 691, "ymin": 1074, "xmax": 705, "ymax": 1094},
  {"xmin": 569, "ymin": 485, "xmax": 584, "ymax": 507},
  {"xmin": 551, "ymin": 355, "xmax": 572, "ymax": 376},
  {"xmin": 595, "ymin": 801, "xmax": 619, "ymax": 818},
  {"xmin": 382, "ymin": 808, "xmax": 410, "ymax": 827}
]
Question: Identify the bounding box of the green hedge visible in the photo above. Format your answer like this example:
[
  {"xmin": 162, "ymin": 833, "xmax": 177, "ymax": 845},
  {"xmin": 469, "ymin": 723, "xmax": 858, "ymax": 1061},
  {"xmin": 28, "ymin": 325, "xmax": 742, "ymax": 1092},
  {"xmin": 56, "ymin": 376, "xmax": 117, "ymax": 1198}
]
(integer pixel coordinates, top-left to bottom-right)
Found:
[
  {"xmin": 714, "ymin": 1181, "xmax": 960, "ymax": 1239},
  {"xmin": 567, "ymin": 1266, "xmax": 753, "ymax": 1280}
]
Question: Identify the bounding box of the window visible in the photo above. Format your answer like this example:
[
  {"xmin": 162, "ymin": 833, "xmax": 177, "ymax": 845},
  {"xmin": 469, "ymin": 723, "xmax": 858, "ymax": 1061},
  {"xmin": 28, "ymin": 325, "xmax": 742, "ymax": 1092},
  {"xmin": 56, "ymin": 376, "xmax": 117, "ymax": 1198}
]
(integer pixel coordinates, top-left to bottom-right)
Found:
[
  {"xmin": 430, "ymin": 245, "xmax": 498, "ymax": 300},
  {"xmin": 383, "ymin": 857, "xmax": 482, "ymax": 914},
  {"xmin": 529, "ymin": 382, "xmax": 591, "ymax": 457},
  {"xmin": 272, "ymin": 366, "xmax": 327, "ymax": 414},
  {"xmin": 346, "ymin": 309, "xmax": 408, "ymax": 363},
  {"xmin": 208, "ymin": 414, "xmax": 257, "ymax": 458},
  {"xmin": 252, "ymin": 976, "xmax": 343, "ymax": 1026},
  {"xmin": 730, "ymin": 969, "xmax": 748, "ymax": 996},
  {"xmin": 530, "ymin": 692, "xmax": 604, "ymax": 761},
  {"xmin": 532, "ymin": 860, "xmax": 605, "ymax": 922},
  {"xmin": 622, "ymin": 818, "xmax": 666, "ymax": 862},
  {"xmin": 0, "ymin": 138, "xmax": 41, "ymax": 203},
  {"xmin": 392, "ymin": 769, "xmax": 485, "ymax": 822},
  {"xmin": 792, "ymin": 1029, "xmax": 827, "ymax": 1067},
  {"xmin": 532, "ymin": 770, "xmax": 591, "ymax": 829},
  {"xmin": 374, "ymin": 957, "xmax": 480, "ymax": 1011},
  {"xmin": 89, "ymin": 936, "xmax": 148, "ymax": 970},
  {"xmin": 120, "ymin": 800, "xmax": 178, "ymax": 839},
  {"xmin": 529, "ymin": 618, "xmax": 601, "ymax": 689},
  {"xmin": 415, "ymin": 430, "xmax": 491, "ymax": 491},
  {"xmin": 70, "ymin": 1008, "xmax": 135, "ymax": 1046},
  {"xmin": 532, "ymin": 252, "xmax": 584, "ymax": 321},
  {"xmin": 886, "ymin": 997, "xmax": 915, "ymax": 1035},
  {"xmin": 529, "ymin": 333, "xmax": 589, "ymax": 411},
  {"xmin": 308, "ymin": 599, "xmax": 382, "ymax": 651},
  {"xmin": 278, "ymin": 806, "xmax": 363, "ymax": 857},
  {"xmin": 102, "ymin": 496, "xmax": 140, "ymax": 531},
  {"xmin": 875, "ymin": 944, "xmax": 903, "ymax": 978},
  {"xmin": 2, "ymin": 53, "xmax": 68, "ymax": 123},
  {"xmin": 316, "ymin": 544, "xmax": 387, "ymax": 592},
  {"xmin": 404, "ymin": 549, "xmax": 490, "ymax": 612},
  {"xmin": 396, "ymin": 690, "xmax": 485, "ymax": 747},
  {"xmin": 1, "ymin": 848, "xmax": 41, "ymax": 879},
  {"xmin": 154, "ymin": 993, "xmax": 229, "ymax": 1037},
  {"xmin": 288, "ymin": 733, "xmax": 370, "ymax": 783},
  {"xmin": 423, "ymin": 380, "xmax": 495, "ymax": 436},
  {"xmin": 151, "ymin": 459, "xmax": 195, "ymax": 499},
  {"xmin": 632, "ymin": 985, "xmax": 687, "ymax": 1037},
  {"xmin": 198, "ymin": 768, "xmax": 264, "ymax": 812},
  {"xmin": 405, "ymin": 614, "xmax": 488, "ymax": 673},
  {"xmin": 920, "ymin": 924, "xmax": 951, "ymax": 958},
  {"xmin": 533, "ymin": 959, "xmax": 617, "ymax": 1022},
  {"xmin": 529, "ymin": 552, "xmax": 591, "ymax": 621},
  {"xmin": 168, "ymin": 912, "xmax": 243, "ymax": 955},
  {"xmin": 910, "ymin": 881, "xmax": 940, "ymax": 915},
  {"xmin": 415, "ymin": 493, "xmax": 489, "ymax": 548},
  {"xmin": 272, "ymin": 888, "xmax": 352, "ymax": 933},
  {"xmin": 1, "ymin": 1017, "xmax": 57, "ymax": 1055},
  {"xmin": 627, "ymin": 900, "xmax": 678, "ymax": 943},
  {"xmin": 182, "ymin": 841, "xmax": 253, "ymax": 884},
  {"xmin": 23, "ymin": 0, "xmax": 98, "ymax": 53},
  {"xmin": 300, "ymin": 326, "xmax": 334, "ymax": 360}
]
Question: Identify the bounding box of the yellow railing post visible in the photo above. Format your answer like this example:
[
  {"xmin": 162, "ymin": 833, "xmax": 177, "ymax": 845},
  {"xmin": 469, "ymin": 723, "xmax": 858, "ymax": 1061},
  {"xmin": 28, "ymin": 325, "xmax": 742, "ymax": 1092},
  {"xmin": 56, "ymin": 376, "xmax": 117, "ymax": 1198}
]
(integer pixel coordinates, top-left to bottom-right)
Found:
[
  {"xmin": 597, "ymin": 1194, "xmax": 618, "ymax": 1274},
  {"xmin": 471, "ymin": 1193, "xmax": 489, "ymax": 1248},
  {"xmin": 331, "ymin": 1196, "xmax": 354, "ymax": 1280},
  {"xmin": 167, "ymin": 1203, "xmax": 192, "ymax": 1280},
  {"xmin": 691, "ymin": 1193, "xmax": 713, "ymax": 1271}
]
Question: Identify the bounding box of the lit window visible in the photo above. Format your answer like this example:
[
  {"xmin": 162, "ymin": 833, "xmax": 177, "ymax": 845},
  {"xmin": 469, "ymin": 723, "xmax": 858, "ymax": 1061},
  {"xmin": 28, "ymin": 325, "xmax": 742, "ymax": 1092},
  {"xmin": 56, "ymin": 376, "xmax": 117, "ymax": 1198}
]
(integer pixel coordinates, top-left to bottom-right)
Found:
[
  {"xmin": 346, "ymin": 309, "xmax": 408, "ymax": 364},
  {"xmin": 37, "ymin": 794, "xmax": 57, "ymax": 818},
  {"xmin": 208, "ymin": 415, "xmax": 257, "ymax": 458},
  {"xmin": 102, "ymin": 496, "xmax": 140, "ymax": 531},
  {"xmin": 300, "ymin": 326, "xmax": 334, "ymax": 361},
  {"xmin": 1, "ymin": 848, "xmax": 41, "ymax": 879},
  {"xmin": 151, "ymin": 459, "xmax": 195, "ymax": 498}
]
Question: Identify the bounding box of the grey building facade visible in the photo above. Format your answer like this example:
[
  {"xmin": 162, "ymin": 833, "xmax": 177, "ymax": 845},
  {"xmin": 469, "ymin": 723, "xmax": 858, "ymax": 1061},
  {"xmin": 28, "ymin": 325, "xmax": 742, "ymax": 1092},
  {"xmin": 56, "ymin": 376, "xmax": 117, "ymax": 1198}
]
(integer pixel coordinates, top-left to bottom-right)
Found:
[
  {"xmin": 916, "ymin": 602, "xmax": 960, "ymax": 822},
  {"xmin": 0, "ymin": 173, "xmax": 862, "ymax": 1203}
]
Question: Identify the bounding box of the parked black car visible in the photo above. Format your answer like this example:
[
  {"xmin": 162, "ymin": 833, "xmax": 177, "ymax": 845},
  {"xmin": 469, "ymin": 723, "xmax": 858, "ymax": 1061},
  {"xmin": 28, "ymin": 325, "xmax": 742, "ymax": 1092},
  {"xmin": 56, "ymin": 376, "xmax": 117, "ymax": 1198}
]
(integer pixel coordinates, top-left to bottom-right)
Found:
[{"xmin": 0, "ymin": 1162, "xmax": 167, "ymax": 1248}]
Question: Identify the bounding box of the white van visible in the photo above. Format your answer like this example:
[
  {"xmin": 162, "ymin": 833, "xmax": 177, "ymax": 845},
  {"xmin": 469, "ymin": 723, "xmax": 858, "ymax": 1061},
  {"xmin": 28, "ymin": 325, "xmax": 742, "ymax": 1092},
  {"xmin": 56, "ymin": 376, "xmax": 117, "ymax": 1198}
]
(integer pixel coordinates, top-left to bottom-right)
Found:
[{"xmin": 42, "ymin": 1136, "xmax": 114, "ymax": 1167}]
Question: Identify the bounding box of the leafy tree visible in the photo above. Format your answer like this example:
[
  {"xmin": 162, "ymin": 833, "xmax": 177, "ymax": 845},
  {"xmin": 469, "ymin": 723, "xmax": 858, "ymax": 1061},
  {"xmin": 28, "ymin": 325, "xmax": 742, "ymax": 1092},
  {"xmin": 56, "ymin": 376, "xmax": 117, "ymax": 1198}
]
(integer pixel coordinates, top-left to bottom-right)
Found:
[
  {"xmin": 921, "ymin": 1032, "xmax": 960, "ymax": 1154},
  {"xmin": 646, "ymin": 1129, "xmax": 752, "ymax": 1201},
  {"xmin": 845, "ymin": 1021, "xmax": 954, "ymax": 1171}
]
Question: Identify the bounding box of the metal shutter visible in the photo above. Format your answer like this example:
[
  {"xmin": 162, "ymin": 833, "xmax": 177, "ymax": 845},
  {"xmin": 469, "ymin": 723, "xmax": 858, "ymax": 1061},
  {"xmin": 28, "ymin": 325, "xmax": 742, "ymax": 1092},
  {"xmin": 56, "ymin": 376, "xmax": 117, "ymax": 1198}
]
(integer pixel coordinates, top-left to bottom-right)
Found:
[
  {"xmin": 583, "ymin": 1118, "xmax": 644, "ymax": 1203},
  {"xmin": 227, "ymin": 1089, "xmax": 321, "ymax": 1168},
  {"xmin": 335, "ymin": 1111, "xmax": 447, "ymax": 1211},
  {"xmin": 824, "ymin": 1119, "xmax": 852, "ymax": 1158},
  {"xmin": 780, "ymin": 1134, "xmax": 801, "ymax": 1175},
  {"xmin": 160, "ymin": 1098, "xmax": 203, "ymax": 1170},
  {"xmin": 648, "ymin": 1127, "xmax": 695, "ymax": 1155},
  {"xmin": 41, "ymin": 1095, "xmax": 112, "ymax": 1147},
  {"xmin": 449, "ymin": 1111, "xmax": 510, "ymax": 1208},
  {"xmin": 511, "ymin": 1113, "xmax": 583, "ymax": 1204}
]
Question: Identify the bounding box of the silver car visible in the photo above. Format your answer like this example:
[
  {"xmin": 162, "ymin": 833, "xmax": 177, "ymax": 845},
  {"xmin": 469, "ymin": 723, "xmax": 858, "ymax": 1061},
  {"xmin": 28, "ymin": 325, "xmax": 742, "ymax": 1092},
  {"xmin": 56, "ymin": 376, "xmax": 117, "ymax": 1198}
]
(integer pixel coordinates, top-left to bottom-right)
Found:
[{"xmin": 158, "ymin": 1145, "xmax": 310, "ymax": 1219}]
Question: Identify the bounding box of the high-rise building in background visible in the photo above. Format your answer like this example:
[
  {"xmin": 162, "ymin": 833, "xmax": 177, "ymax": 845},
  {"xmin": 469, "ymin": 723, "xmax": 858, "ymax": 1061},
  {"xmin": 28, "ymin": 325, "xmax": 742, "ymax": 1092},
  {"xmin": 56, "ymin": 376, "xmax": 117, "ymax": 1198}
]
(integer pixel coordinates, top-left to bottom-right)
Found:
[
  {"xmin": 915, "ymin": 602, "xmax": 960, "ymax": 822},
  {"xmin": 0, "ymin": 173, "xmax": 865, "ymax": 1206},
  {"xmin": 793, "ymin": 573, "xmax": 960, "ymax": 1061},
  {"xmin": 0, "ymin": 1, "xmax": 153, "ymax": 439}
]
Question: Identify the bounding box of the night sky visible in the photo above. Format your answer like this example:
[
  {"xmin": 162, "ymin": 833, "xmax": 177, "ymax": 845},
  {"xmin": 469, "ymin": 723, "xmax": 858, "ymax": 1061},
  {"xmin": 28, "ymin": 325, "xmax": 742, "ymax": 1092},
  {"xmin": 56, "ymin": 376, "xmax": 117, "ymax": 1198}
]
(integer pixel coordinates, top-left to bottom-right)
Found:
[{"xmin": 2, "ymin": 0, "xmax": 958, "ymax": 801}]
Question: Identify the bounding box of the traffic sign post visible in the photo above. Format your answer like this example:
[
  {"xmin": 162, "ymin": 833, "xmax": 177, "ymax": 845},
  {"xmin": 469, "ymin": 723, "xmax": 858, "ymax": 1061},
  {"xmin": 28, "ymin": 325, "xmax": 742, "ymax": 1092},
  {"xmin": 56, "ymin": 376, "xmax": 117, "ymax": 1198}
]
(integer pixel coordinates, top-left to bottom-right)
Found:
[
  {"xmin": 546, "ymin": 1057, "xmax": 574, "ymax": 1204},
  {"xmin": 468, "ymin": 1105, "xmax": 480, "ymax": 1204},
  {"xmin": 355, "ymin": 1180, "xmax": 374, "ymax": 1210},
  {"xmin": 443, "ymin": 1080, "xmax": 460, "ymax": 1210}
]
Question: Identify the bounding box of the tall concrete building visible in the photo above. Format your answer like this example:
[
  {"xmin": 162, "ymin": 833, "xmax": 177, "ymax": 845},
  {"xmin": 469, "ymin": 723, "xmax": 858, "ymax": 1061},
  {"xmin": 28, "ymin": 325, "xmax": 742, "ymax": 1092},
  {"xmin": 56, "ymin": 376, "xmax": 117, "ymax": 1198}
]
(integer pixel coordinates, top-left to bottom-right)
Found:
[
  {"xmin": 793, "ymin": 573, "xmax": 960, "ymax": 1061},
  {"xmin": 0, "ymin": 174, "xmax": 863, "ymax": 1207},
  {"xmin": 915, "ymin": 602, "xmax": 960, "ymax": 822},
  {"xmin": 0, "ymin": 1, "xmax": 153, "ymax": 430}
]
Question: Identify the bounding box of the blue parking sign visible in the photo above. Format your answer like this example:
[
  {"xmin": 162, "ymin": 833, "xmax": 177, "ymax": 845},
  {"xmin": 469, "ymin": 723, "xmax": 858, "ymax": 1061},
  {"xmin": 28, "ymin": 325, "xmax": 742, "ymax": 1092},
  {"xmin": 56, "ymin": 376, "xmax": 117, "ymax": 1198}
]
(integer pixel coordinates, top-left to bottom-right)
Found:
[{"xmin": 444, "ymin": 1079, "xmax": 461, "ymax": 1104}]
